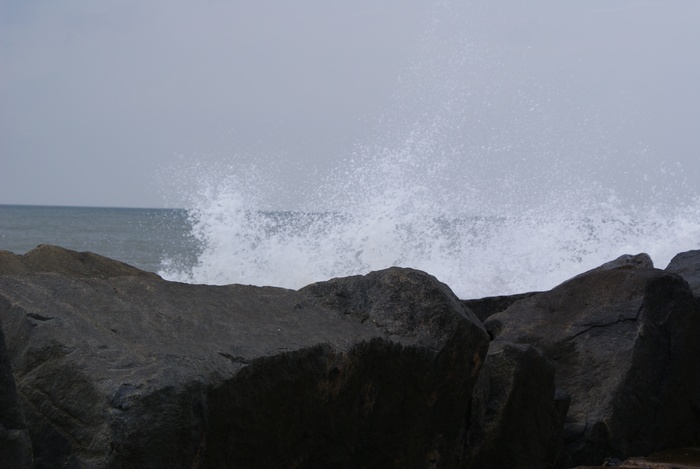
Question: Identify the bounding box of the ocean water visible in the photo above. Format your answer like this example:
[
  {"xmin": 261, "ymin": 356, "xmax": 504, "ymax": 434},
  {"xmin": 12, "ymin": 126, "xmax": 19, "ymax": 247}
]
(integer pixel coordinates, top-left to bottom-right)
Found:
[
  {"xmin": 2, "ymin": 198, "xmax": 698, "ymax": 300},
  {"xmin": 0, "ymin": 205, "xmax": 198, "ymax": 275}
]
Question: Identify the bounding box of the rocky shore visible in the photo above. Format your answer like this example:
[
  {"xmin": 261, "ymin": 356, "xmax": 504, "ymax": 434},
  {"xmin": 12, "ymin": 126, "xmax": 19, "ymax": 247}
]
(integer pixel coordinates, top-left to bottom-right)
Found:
[{"xmin": 1, "ymin": 245, "xmax": 699, "ymax": 468}]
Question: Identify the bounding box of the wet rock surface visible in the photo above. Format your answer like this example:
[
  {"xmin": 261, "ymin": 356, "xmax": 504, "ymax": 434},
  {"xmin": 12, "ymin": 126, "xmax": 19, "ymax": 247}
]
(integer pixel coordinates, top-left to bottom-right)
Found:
[{"xmin": 0, "ymin": 245, "xmax": 489, "ymax": 468}]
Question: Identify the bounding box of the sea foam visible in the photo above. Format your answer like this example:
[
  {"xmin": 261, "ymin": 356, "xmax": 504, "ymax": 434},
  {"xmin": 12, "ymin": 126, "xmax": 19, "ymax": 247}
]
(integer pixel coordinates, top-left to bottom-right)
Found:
[{"xmin": 159, "ymin": 150, "xmax": 700, "ymax": 299}]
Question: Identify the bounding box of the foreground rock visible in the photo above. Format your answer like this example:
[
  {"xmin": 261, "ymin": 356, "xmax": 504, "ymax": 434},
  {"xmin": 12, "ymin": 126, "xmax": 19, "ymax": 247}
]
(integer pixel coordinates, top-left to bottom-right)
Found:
[
  {"xmin": 3, "ymin": 245, "xmax": 700, "ymax": 468},
  {"xmin": 0, "ymin": 245, "xmax": 489, "ymax": 468},
  {"xmin": 485, "ymin": 254, "xmax": 700, "ymax": 466}
]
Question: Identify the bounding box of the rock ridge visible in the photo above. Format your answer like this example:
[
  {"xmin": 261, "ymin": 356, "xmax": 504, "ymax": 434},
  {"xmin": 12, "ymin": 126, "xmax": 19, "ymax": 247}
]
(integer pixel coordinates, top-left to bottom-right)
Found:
[
  {"xmin": 1, "ymin": 245, "xmax": 489, "ymax": 468},
  {"xmin": 1, "ymin": 246, "xmax": 699, "ymax": 467}
]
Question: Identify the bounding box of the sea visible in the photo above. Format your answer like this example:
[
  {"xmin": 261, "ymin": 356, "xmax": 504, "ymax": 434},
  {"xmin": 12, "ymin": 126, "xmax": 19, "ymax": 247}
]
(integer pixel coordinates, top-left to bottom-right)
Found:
[
  {"xmin": 1, "ymin": 199, "xmax": 698, "ymax": 300},
  {"xmin": 0, "ymin": 205, "xmax": 198, "ymax": 277}
]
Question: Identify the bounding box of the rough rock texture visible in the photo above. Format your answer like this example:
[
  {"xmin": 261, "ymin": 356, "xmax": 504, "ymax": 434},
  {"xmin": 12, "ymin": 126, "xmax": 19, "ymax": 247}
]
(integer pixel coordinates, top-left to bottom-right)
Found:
[
  {"xmin": 667, "ymin": 250, "xmax": 700, "ymax": 295},
  {"xmin": 485, "ymin": 256, "xmax": 700, "ymax": 466},
  {"xmin": 0, "ymin": 245, "xmax": 489, "ymax": 468},
  {"xmin": 0, "ymin": 319, "xmax": 33, "ymax": 468},
  {"xmin": 462, "ymin": 341, "xmax": 569, "ymax": 469},
  {"xmin": 4, "ymin": 244, "xmax": 699, "ymax": 468}
]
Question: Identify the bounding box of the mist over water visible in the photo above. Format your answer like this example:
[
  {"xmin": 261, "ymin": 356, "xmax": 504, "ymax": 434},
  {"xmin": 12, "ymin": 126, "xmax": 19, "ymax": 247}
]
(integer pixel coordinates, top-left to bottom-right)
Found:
[{"xmin": 159, "ymin": 2, "xmax": 700, "ymax": 298}]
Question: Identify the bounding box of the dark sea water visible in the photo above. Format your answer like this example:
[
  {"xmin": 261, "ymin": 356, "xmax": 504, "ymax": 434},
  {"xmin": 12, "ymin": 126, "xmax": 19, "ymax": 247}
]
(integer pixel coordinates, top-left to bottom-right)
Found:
[{"xmin": 0, "ymin": 205, "xmax": 198, "ymax": 275}]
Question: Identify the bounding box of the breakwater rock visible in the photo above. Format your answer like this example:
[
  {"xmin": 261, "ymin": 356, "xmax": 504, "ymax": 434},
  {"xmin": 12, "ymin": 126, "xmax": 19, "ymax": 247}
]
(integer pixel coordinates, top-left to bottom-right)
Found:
[
  {"xmin": 0, "ymin": 245, "xmax": 489, "ymax": 468},
  {"xmin": 0, "ymin": 245, "xmax": 699, "ymax": 468},
  {"xmin": 478, "ymin": 250, "xmax": 700, "ymax": 468}
]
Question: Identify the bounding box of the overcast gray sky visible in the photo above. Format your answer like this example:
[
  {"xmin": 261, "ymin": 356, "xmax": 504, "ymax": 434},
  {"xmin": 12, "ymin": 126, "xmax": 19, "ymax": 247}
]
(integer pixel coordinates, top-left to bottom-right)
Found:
[{"xmin": 1, "ymin": 0, "xmax": 699, "ymax": 209}]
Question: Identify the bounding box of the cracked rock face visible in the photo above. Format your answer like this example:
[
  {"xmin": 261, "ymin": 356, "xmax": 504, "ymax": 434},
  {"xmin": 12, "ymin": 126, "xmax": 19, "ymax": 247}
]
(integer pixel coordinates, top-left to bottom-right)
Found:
[
  {"xmin": 485, "ymin": 264, "xmax": 700, "ymax": 467},
  {"xmin": 0, "ymin": 245, "xmax": 489, "ymax": 468}
]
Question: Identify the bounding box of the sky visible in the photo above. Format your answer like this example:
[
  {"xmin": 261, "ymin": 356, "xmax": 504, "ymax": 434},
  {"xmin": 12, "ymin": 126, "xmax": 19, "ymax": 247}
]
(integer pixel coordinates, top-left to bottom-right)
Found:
[{"xmin": 1, "ymin": 0, "xmax": 699, "ymax": 209}]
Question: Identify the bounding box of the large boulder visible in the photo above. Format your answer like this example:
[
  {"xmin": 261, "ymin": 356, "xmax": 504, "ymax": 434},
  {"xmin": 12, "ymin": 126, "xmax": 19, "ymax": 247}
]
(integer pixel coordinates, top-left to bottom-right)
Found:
[
  {"xmin": 0, "ymin": 246, "xmax": 489, "ymax": 468},
  {"xmin": 484, "ymin": 257, "xmax": 700, "ymax": 466},
  {"xmin": 666, "ymin": 250, "xmax": 700, "ymax": 296}
]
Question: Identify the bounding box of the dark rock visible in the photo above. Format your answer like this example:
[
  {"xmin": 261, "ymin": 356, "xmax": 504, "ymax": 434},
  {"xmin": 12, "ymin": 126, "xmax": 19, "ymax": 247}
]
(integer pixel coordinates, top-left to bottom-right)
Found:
[
  {"xmin": 466, "ymin": 254, "xmax": 653, "ymax": 335},
  {"xmin": 666, "ymin": 250, "xmax": 700, "ymax": 295},
  {"xmin": 485, "ymin": 263, "xmax": 700, "ymax": 466},
  {"xmin": 463, "ymin": 341, "xmax": 569, "ymax": 469},
  {"xmin": 0, "ymin": 319, "xmax": 33, "ymax": 468},
  {"xmin": 299, "ymin": 267, "xmax": 486, "ymax": 352},
  {"xmin": 462, "ymin": 291, "xmax": 542, "ymax": 323},
  {"xmin": 0, "ymin": 246, "xmax": 489, "ymax": 468}
]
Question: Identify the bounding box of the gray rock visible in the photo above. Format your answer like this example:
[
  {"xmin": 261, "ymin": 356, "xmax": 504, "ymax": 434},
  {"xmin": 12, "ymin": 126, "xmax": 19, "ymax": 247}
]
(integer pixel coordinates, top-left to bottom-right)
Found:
[
  {"xmin": 485, "ymin": 262, "xmax": 700, "ymax": 466},
  {"xmin": 459, "ymin": 254, "xmax": 652, "ymax": 331},
  {"xmin": 666, "ymin": 250, "xmax": 700, "ymax": 295},
  {"xmin": 0, "ymin": 246, "xmax": 489, "ymax": 468}
]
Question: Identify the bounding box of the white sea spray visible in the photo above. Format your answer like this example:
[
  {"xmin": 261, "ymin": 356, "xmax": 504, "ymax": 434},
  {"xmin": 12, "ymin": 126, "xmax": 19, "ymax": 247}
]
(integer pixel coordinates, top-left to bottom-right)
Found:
[
  {"xmin": 158, "ymin": 1, "xmax": 700, "ymax": 298},
  {"xmin": 159, "ymin": 154, "xmax": 700, "ymax": 298}
]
